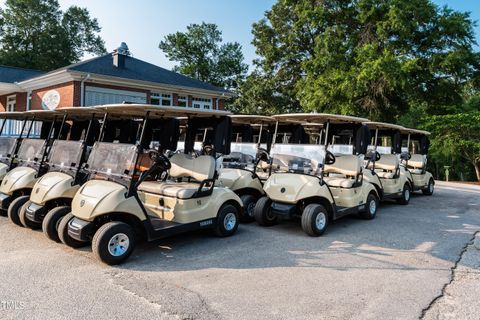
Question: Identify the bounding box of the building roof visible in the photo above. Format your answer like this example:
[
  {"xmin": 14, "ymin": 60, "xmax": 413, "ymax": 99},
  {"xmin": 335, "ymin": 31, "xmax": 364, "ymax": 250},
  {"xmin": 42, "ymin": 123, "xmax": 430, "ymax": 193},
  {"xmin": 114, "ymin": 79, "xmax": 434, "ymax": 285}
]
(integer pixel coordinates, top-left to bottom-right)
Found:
[
  {"xmin": 60, "ymin": 53, "xmax": 228, "ymax": 93},
  {"xmin": 0, "ymin": 65, "xmax": 45, "ymax": 83}
]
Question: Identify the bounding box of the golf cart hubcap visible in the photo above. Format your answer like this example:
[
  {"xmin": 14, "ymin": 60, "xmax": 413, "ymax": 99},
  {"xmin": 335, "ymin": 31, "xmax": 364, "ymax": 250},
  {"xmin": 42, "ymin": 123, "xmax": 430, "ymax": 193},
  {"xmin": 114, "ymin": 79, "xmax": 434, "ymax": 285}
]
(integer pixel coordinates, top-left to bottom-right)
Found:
[
  {"xmin": 405, "ymin": 189, "xmax": 410, "ymax": 201},
  {"xmin": 247, "ymin": 202, "xmax": 255, "ymax": 217},
  {"xmin": 369, "ymin": 199, "xmax": 376, "ymax": 214},
  {"xmin": 315, "ymin": 213, "xmax": 326, "ymax": 230},
  {"xmin": 224, "ymin": 212, "xmax": 237, "ymax": 231},
  {"xmin": 108, "ymin": 233, "xmax": 130, "ymax": 257}
]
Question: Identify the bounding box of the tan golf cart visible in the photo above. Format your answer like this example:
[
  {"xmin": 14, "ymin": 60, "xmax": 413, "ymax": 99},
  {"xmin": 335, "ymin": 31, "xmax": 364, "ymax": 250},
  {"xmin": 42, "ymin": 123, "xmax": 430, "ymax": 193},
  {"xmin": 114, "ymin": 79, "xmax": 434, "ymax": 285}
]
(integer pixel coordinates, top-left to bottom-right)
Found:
[
  {"xmin": 362, "ymin": 122, "xmax": 414, "ymax": 204},
  {"xmin": 0, "ymin": 112, "xmax": 30, "ymax": 185},
  {"xmin": 0, "ymin": 110, "xmax": 61, "ymax": 224},
  {"xmin": 219, "ymin": 115, "xmax": 276, "ymax": 221},
  {"xmin": 59, "ymin": 104, "xmax": 243, "ymax": 265},
  {"xmin": 19, "ymin": 107, "xmax": 103, "ymax": 237},
  {"xmin": 400, "ymin": 127, "xmax": 434, "ymax": 195},
  {"xmin": 254, "ymin": 113, "xmax": 379, "ymax": 236}
]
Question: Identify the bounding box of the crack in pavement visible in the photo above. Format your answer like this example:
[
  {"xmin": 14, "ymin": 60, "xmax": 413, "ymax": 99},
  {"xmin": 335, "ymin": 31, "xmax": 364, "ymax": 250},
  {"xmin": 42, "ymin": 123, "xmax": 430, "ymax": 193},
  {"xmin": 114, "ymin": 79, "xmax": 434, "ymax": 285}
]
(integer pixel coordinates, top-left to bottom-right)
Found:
[
  {"xmin": 106, "ymin": 270, "xmax": 221, "ymax": 320},
  {"xmin": 420, "ymin": 231, "xmax": 480, "ymax": 319}
]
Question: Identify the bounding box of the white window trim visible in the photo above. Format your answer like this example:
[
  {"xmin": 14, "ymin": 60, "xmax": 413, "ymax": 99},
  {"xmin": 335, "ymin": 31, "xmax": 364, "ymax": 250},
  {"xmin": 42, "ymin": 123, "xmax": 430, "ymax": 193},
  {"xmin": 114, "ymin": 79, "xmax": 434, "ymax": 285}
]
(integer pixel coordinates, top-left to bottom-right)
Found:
[{"xmin": 151, "ymin": 92, "xmax": 172, "ymax": 106}]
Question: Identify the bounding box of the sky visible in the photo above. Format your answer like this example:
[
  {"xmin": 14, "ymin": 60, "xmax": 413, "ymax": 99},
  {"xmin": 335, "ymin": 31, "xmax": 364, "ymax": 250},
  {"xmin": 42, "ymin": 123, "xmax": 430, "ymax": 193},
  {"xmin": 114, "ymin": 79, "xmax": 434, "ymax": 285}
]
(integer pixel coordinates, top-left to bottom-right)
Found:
[{"xmin": 1, "ymin": 0, "xmax": 479, "ymax": 71}]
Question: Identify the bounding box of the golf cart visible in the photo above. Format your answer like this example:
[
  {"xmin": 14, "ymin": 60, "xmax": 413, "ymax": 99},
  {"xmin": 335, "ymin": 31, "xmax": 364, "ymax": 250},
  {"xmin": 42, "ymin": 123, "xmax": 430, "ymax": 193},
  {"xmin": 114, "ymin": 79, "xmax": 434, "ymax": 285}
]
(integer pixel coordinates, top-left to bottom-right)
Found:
[
  {"xmin": 400, "ymin": 127, "xmax": 434, "ymax": 195},
  {"xmin": 59, "ymin": 104, "xmax": 243, "ymax": 265},
  {"xmin": 0, "ymin": 112, "xmax": 30, "ymax": 184},
  {"xmin": 0, "ymin": 110, "xmax": 61, "ymax": 224},
  {"xmin": 254, "ymin": 113, "xmax": 379, "ymax": 237},
  {"xmin": 19, "ymin": 107, "xmax": 103, "ymax": 237},
  {"xmin": 362, "ymin": 122, "xmax": 413, "ymax": 204},
  {"xmin": 219, "ymin": 115, "xmax": 276, "ymax": 221}
]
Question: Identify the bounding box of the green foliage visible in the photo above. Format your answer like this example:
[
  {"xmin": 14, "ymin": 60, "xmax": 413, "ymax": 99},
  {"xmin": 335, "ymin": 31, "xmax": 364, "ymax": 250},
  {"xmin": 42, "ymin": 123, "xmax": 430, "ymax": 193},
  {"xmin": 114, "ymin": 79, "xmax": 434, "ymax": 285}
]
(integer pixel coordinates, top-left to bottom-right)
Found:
[
  {"xmin": 159, "ymin": 22, "xmax": 248, "ymax": 90},
  {"xmin": 423, "ymin": 111, "xmax": 480, "ymax": 181},
  {"xmin": 245, "ymin": 0, "xmax": 479, "ymax": 121},
  {"xmin": 0, "ymin": 0, "xmax": 106, "ymax": 71}
]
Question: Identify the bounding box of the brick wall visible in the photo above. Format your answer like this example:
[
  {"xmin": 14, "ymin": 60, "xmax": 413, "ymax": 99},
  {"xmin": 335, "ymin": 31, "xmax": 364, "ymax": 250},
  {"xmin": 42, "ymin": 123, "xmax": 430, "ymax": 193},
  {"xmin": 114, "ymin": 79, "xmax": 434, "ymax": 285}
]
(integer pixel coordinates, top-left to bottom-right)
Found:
[
  {"xmin": 31, "ymin": 82, "xmax": 76, "ymax": 110},
  {"xmin": 15, "ymin": 92, "xmax": 27, "ymax": 111},
  {"xmin": 0, "ymin": 95, "xmax": 7, "ymax": 112}
]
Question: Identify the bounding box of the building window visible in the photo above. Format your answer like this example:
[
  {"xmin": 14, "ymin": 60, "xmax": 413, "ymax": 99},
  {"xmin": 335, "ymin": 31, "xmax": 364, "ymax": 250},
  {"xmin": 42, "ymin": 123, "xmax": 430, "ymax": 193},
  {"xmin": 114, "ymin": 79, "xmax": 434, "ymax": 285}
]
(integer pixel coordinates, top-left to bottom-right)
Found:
[
  {"xmin": 178, "ymin": 95, "xmax": 187, "ymax": 107},
  {"xmin": 192, "ymin": 97, "xmax": 212, "ymax": 110},
  {"xmin": 151, "ymin": 92, "xmax": 172, "ymax": 106}
]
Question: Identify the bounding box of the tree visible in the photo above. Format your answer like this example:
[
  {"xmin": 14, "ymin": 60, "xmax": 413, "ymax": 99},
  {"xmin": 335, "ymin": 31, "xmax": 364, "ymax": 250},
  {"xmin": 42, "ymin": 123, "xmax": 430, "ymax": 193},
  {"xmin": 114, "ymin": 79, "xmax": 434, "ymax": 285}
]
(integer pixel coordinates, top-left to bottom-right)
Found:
[
  {"xmin": 159, "ymin": 22, "xmax": 248, "ymax": 90},
  {"xmin": 424, "ymin": 112, "xmax": 480, "ymax": 181},
  {"xmin": 247, "ymin": 0, "xmax": 479, "ymax": 121},
  {"xmin": 0, "ymin": 0, "xmax": 106, "ymax": 71}
]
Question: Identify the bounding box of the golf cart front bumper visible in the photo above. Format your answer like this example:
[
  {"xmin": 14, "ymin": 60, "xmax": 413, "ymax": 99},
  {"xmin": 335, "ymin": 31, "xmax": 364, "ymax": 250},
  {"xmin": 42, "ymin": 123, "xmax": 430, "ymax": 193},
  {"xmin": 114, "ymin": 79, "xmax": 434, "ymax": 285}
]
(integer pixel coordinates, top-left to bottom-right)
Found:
[
  {"xmin": 271, "ymin": 201, "xmax": 298, "ymax": 218},
  {"xmin": 68, "ymin": 218, "xmax": 95, "ymax": 242},
  {"xmin": 24, "ymin": 202, "xmax": 47, "ymax": 223},
  {"xmin": 0, "ymin": 192, "xmax": 12, "ymax": 210}
]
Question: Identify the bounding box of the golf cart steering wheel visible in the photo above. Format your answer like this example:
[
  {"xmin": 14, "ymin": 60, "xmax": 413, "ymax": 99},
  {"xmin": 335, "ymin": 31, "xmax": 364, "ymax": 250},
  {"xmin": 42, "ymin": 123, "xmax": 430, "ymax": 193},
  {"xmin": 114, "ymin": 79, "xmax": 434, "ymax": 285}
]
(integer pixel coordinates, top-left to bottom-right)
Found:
[
  {"xmin": 325, "ymin": 150, "xmax": 336, "ymax": 165},
  {"xmin": 400, "ymin": 151, "xmax": 411, "ymax": 161},
  {"xmin": 256, "ymin": 148, "xmax": 270, "ymax": 163},
  {"xmin": 202, "ymin": 144, "xmax": 215, "ymax": 156},
  {"xmin": 366, "ymin": 150, "xmax": 381, "ymax": 162},
  {"xmin": 149, "ymin": 150, "xmax": 171, "ymax": 170}
]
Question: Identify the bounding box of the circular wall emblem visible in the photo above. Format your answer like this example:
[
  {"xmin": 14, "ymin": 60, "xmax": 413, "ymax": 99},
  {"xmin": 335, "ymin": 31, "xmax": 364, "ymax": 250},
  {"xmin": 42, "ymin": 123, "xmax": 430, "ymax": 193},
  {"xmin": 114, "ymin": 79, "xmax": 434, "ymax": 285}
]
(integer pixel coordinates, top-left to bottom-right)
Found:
[{"xmin": 41, "ymin": 90, "xmax": 61, "ymax": 110}]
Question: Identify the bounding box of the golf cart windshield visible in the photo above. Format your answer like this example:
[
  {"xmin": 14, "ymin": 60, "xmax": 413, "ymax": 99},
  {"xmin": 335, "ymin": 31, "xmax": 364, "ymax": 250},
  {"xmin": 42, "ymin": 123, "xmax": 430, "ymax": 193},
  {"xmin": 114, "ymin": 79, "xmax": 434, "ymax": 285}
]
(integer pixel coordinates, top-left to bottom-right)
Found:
[
  {"xmin": 17, "ymin": 138, "xmax": 45, "ymax": 164},
  {"xmin": 0, "ymin": 137, "xmax": 17, "ymax": 162},
  {"xmin": 86, "ymin": 142, "xmax": 137, "ymax": 180},
  {"xmin": 47, "ymin": 140, "xmax": 84, "ymax": 173},
  {"xmin": 223, "ymin": 143, "xmax": 257, "ymax": 169},
  {"xmin": 270, "ymin": 144, "xmax": 324, "ymax": 175}
]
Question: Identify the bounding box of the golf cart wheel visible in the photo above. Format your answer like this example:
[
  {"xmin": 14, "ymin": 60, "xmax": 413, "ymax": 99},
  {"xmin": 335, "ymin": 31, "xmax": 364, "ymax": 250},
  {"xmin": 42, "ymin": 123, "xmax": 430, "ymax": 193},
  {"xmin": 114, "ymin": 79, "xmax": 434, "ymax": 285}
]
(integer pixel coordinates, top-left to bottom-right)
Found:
[
  {"xmin": 301, "ymin": 204, "xmax": 329, "ymax": 237},
  {"xmin": 254, "ymin": 196, "xmax": 277, "ymax": 226},
  {"xmin": 0, "ymin": 208, "xmax": 7, "ymax": 217},
  {"xmin": 19, "ymin": 201, "xmax": 41, "ymax": 229},
  {"xmin": 360, "ymin": 193, "xmax": 379, "ymax": 220},
  {"xmin": 397, "ymin": 183, "xmax": 411, "ymax": 205},
  {"xmin": 422, "ymin": 179, "xmax": 434, "ymax": 196},
  {"xmin": 43, "ymin": 206, "xmax": 70, "ymax": 242},
  {"xmin": 239, "ymin": 194, "xmax": 256, "ymax": 223},
  {"xmin": 8, "ymin": 195, "xmax": 29, "ymax": 227},
  {"xmin": 214, "ymin": 204, "xmax": 240, "ymax": 237},
  {"xmin": 92, "ymin": 222, "xmax": 136, "ymax": 265},
  {"xmin": 58, "ymin": 213, "xmax": 88, "ymax": 248}
]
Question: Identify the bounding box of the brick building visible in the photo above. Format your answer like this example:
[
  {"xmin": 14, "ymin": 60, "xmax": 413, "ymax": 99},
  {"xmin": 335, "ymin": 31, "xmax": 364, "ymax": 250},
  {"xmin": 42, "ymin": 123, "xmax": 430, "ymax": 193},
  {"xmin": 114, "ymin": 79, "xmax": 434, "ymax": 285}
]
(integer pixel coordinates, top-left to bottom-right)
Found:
[{"xmin": 0, "ymin": 43, "xmax": 231, "ymax": 126}]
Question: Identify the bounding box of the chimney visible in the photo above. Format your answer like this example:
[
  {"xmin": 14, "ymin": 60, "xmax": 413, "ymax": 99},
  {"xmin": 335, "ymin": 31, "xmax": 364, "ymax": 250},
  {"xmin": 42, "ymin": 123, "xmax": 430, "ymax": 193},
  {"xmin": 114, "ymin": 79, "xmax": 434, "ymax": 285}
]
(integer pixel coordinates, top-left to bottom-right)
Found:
[{"xmin": 112, "ymin": 42, "xmax": 130, "ymax": 68}]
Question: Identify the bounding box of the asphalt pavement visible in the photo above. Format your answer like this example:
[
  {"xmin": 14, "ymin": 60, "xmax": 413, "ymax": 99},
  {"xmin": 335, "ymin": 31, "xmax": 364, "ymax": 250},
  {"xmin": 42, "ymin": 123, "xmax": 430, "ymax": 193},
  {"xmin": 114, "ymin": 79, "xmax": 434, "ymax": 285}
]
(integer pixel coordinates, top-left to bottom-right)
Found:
[{"xmin": 0, "ymin": 181, "xmax": 479, "ymax": 320}]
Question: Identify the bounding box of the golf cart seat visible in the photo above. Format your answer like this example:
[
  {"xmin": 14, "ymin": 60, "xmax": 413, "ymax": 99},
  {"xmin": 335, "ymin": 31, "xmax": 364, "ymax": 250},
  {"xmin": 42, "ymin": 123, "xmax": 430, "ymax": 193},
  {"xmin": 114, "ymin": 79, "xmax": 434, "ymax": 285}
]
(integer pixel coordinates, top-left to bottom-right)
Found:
[
  {"xmin": 367, "ymin": 154, "xmax": 399, "ymax": 179},
  {"xmin": 323, "ymin": 155, "xmax": 361, "ymax": 188},
  {"xmin": 138, "ymin": 153, "xmax": 215, "ymax": 199},
  {"xmin": 407, "ymin": 154, "xmax": 426, "ymax": 174}
]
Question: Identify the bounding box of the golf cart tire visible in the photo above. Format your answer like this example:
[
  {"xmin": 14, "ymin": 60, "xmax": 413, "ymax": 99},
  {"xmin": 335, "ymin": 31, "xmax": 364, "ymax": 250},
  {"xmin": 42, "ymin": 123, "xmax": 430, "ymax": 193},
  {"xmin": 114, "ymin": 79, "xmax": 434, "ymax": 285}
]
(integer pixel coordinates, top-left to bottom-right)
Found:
[
  {"xmin": 58, "ymin": 213, "xmax": 88, "ymax": 248},
  {"xmin": 359, "ymin": 192, "xmax": 379, "ymax": 220},
  {"xmin": 19, "ymin": 201, "xmax": 41, "ymax": 229},
  {"xmin": 397, "ymin": 183, "xmax": 411, "ymax": 205},
  {"xmin": 43, "ymin": 206, "xmax": 70, "ymax": 242},
  {"xmin": 254, "ymin": 196, "xmax": 277, "ymax": 226},
  {"xmin": 239, "ymin": 194, "xmax": 256, "ymax": 223},
  {"xmin": 214, "ymin": 203, "xmax": 240, "ymax": 237},
  {"xmin": 301, "ymin": 204, "xmax": 329, "ymax": 237},
  {"xmin": 422, "ymin": 179, "xmax": 434, "ymax": 196},
  {"xmin": 8, "ymin": 195, "xmax": 30, "ymax": 227},
  {"xmin": 92, "ymin": 221, "xmax": 136, "ymax": 265}
]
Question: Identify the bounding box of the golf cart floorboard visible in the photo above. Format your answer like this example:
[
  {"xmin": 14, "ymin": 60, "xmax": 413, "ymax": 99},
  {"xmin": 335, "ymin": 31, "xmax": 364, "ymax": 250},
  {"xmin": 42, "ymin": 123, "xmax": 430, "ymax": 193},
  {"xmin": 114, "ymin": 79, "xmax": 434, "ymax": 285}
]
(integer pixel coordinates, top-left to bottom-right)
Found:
[{"xmin": 149, "ymin": 217, "xmax": 182, "ymax": 231}]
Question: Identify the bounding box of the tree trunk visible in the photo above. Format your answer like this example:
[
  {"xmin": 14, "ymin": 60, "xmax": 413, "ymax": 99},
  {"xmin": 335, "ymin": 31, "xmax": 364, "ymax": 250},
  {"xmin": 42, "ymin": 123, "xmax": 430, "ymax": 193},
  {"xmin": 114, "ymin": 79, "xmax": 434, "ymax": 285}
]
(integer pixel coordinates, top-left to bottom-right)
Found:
[{"xmin": 474, "ymin": 162, "xmax": 480, "ymax": 182}]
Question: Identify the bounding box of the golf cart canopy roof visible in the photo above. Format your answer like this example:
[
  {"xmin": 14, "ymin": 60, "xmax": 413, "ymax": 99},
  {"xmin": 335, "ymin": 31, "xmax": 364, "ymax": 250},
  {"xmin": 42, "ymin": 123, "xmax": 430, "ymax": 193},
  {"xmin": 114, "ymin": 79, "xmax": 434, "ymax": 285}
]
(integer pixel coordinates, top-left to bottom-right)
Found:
[
  {"xmin": 93, "ymin": 104, "xmax": 231, "ymax": 119},
  {"xmin": 55, "ymin": 107, "xmax": 105, "ymax": 120},
  {"xmin": 22, "ymin": 109, "xmax": 59, "ymax": 120},
  {"xmin": 0, "ymin": 111, "xmax": 27, "ymax": 120},
  {"xmin": 400, "ymin": 127, "xmax": 431, "ymax": 136},
  {"xmin": 363, "ymin": 121, "xmax": 405, "ymax": 131},
  {"xmin": 273, "ymin": 113, "xmax": 369, "ymax": 124},
  {"xmin": 229, "ymin": 114, "xmax": 276, "ymax": 125}
]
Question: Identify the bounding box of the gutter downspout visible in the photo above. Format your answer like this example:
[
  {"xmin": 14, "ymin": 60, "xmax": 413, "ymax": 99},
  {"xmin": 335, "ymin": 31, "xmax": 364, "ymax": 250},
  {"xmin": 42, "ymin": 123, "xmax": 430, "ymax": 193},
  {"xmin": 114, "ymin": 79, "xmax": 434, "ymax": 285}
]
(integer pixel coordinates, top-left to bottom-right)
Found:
[{"xmin": 80, "ymin": 73, "xmax": 91, "ymax": 107}]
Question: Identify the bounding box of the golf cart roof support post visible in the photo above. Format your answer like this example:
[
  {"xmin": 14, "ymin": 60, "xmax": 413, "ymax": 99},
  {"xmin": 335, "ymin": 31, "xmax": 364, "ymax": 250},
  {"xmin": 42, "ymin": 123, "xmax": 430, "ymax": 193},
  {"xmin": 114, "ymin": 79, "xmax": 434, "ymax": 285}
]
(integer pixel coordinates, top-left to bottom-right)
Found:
[
  {"xmin": 76, "ymin": 113, "xmax": 95, "ymax": 177},
  {"xmin": 320, "ymin": 120, "xmax": 331, "ymax": 185},
  {"xmin": 202, "ymin": 128, "xmax": 208, "ymax": 143},
  {"xmin": 56, "ymin": 113, "xmax": 67, "ymax": 140},
  {"xmin": 407, "ymin": 134, "xmax": 411, "ymax": 153},
  {"xmin": 0, "ymin": 119, "xmax": 5, "ymax": 136},
  {"xmin": 26, "ymin": 115, "xmax": 36, "ymax": 138},
  {"xmin": 235, "ymin": 132, "xmax": 240, "ymax": 143},
  {"xmin": 374, "ymin": 129, "xmax": 379, "ymax": 150},
  {"xmin": 128, "ymin": 111, "xmax": 150, "ymax": 197},
  {"xmin": 258, "ymin": 123, "xmax": 263, "ymax": 146},
  {"xmin": 272, "ymin": 121, "xmax": 279, "ymax": 147},
  {"xmin": 39, "ymin": 115, "xmax": 57, "ymax": 166},
  {"xmin": 98, "ymin": 113, "xmax": 108, "ymax": 142},
  {"xmin": 18, "ymin": 118, "xmax": 28, "ymax": 139}
]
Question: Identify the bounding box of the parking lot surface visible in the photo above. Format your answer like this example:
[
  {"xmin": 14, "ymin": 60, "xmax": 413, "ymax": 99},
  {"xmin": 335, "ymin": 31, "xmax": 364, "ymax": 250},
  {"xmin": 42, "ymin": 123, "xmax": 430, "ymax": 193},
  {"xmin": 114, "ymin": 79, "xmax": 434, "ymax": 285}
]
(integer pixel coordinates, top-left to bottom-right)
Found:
[{"xmin": 1, "ymin": 181, "xmax": 479, "ymax": 320}]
